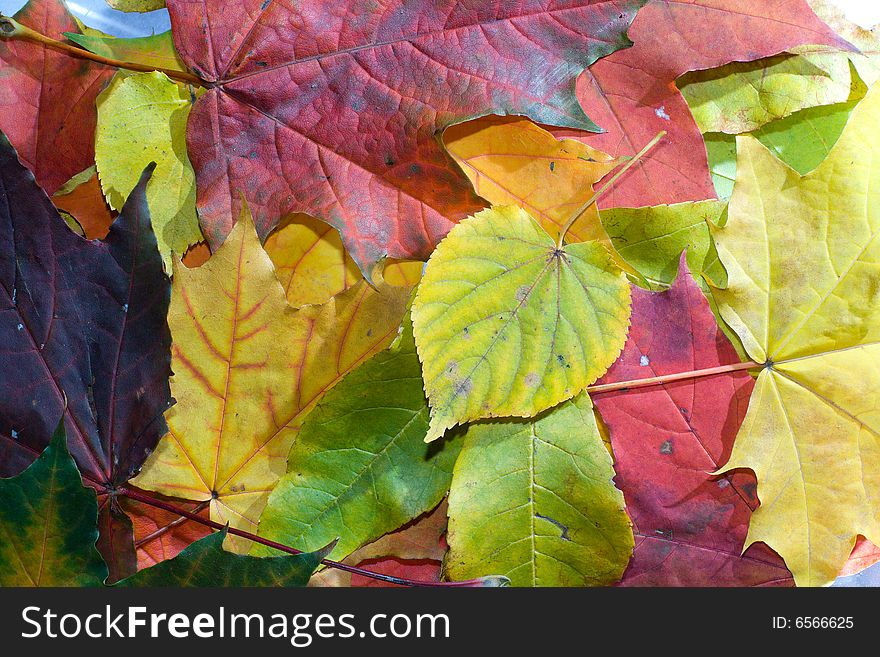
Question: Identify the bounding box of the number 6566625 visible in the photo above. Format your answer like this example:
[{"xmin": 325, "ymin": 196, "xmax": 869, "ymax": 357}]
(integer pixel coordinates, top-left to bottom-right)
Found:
[{"xmin": 795, "ymin": 617, "xmax": 853, "ymax": 629}]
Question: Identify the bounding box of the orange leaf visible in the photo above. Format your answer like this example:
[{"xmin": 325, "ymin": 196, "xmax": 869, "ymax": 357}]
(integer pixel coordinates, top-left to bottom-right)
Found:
[
  {"xmin": 52, "ymin": 168, "xmax": 115, "ymax": 240},
  {"xmin": 444, "ymin": 116, "xmax": 619, "ymax": 243},
  {"xmin": 181, "ymin": 242, "xmax": 212, "ymax": 268},
  {"xmin": 122, "ymin": 495, "xmax": 211, "ymax": 570}
]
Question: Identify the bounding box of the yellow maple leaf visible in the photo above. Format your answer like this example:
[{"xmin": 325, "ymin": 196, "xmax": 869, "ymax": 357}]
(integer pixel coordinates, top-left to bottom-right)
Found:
[
  {"xmin": 133, "ymin": 209, "xmax": 412, "ymax": 550},
  {"xmin": 713, "ymin": 82, "xmax": 880, "ymax": 586}
]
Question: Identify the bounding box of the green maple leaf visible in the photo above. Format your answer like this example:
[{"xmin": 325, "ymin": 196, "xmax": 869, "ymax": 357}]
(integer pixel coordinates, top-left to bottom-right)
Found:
[{"xmin": 118, "ymin": 529, "xmax": 329, "ymax": 587}]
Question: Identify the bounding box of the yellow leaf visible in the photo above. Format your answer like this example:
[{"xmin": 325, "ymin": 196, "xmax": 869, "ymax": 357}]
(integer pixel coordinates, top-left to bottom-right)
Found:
[
  {"xmin": 106, "ymin": 0, "xmax": 165, "ymax": 11},
  {"xmin": 713, "ymin": 82, "xmax": 880, "ymax": 586},
  {"xmin": 445, "ymin": 116, "xmax": 649, "ymax": 284},
  {"xmin": 96, "ymin": 71, "xmax": 202, "ymax": 268},
  {"xmin": 65, "ymin": 30, "xmax": 187, "ymax": 73},
  {"xmin": 383, "ymin": 258, "xmax": 424, "ymax": 288},
  {"xmin": 132, "ymin": 209, "xmax": 412, "ymax": 550},
  {"xmin": 264, "ymin": 213, "xmax": 423, "ymax": 307}
]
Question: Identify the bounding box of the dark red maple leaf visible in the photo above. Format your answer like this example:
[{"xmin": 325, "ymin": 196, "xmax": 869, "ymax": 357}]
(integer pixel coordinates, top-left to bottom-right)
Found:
[
  {"xmin": 0, "ymin": 0, "xmax": 113, "ymax": 194},
  {"xmin": 0, "ymin": 132, "xmax": 172, "ymax": 580},
  {"xmin": 98, "ymin": 499, "xmax": 138, "ymax": 584},
  {"xmin": 166, "ymin": 0, "xmax": 645, "ymax": 273},
  {"xmin": 562, "ymin": 0, "xmax": 851, "ymax": 208},
  {"xmin": 593, "ymin": 257, "xmax": 793, "ymax": 586}
]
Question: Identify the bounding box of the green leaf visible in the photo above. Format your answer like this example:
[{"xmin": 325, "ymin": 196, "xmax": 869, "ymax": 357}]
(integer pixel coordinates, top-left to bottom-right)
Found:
[
  {"xmin": 255, "ymin": 317, "xmax": 462, "ymax": 560},
  {"xmin": 66, "ymin": 30, "xmax": 187, "ymax": 73},
  {"xmin": 105, "ymin": 0, "xmax": 166, "ymax": 11},
  {"xmin": 704, "ymin": 97, "xmax": 862, "ymax": 195},
  {"xmin": 96, "ymin": 70, "xmax": 202, "ymax": 267},
  {"xmin": 598, "ymin": 200, "xmax": 748, "ymax": 358},
  {"xmin": 59, "ymin": 210, "xmax": 85, "ymax": 236},
  {"xmin": 0, "ymin": 424, "xmax": 107, "ymax": 587},
  {"xmin": 602, "ymin": 200, "xmax": 727, "ymax": 290},
  {"xmin": 118, "ymin": 530, "xmax": 328, "ymax": 587},
  {"xmin": 412, "ymin": 206, "xmax": 631, "ymax": 442},
  {"xmin": 446, "ymin": 395, "xmax": 633, "ymax": 586},
  {"xmin": 752, "ymin": 101, "xmax": 862, "ymax": 175},
  {"xmin": 679, "ymin": 49, "xmax": 852, "ymax": 134},
  {"xmin": 705, "ymin": 133, "xmax": 738, "ymax": 199},
  {"xmin": 699, "ymin": 65, "xmax": 868, "ymax": 196}
]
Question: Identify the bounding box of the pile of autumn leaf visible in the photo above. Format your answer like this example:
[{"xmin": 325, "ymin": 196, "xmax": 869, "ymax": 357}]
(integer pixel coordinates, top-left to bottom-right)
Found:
[{"xmin": 1, "ymin": 0, "xmax": 879, "ymax": 588}]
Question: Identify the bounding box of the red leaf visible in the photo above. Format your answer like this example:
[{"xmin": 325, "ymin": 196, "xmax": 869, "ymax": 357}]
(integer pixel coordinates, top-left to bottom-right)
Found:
[
  {"xmin": 97, "ymin": 499, "xmax": 137, "ymax": 584},
  {"xmin": 167, "ymin": 0, "xmax": 644, "ymax": 272},
  {"xmin": 593, "ymin": 257, "xmax": 793, "ymax": 586},
  {"xmin": 839, "ymin": 537, "xmax": 880, "ymax": 579},
  {"xmin": 0, "ymin": 0, "xmax": 113, "ymax": 194},
  {"xmin": 350, "ymin": 559, "xmax": 441, "ymax": 587},
  {"xmin": 565, "ymin": 0, "xmax": 850, "ymax": 207}
]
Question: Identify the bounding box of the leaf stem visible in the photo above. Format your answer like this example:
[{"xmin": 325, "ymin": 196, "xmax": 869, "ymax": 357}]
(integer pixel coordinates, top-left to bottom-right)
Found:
[
  {"xmin": 556, "ymin": 130, "xmax": 666, "ymax": 249},
  {"xmin": 587, "ymin": 360, "xmax": 762, "ymax": 395},
  {"xmin": 117, "ymin": 487, "xmax": 498, "ymax": 588},
  {"xmin": 0, "ymin": 14, "xmax": 204, "ymax": 86}
]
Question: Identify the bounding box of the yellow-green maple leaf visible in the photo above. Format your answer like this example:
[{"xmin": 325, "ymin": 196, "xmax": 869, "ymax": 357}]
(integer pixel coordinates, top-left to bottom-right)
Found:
[
  {"xmin": 106, "ymin": 0, "xmax": 165, "ymax": 11},
  {"xmin": 713, "ymin": 82, "xmax": 880, "ymax": 587}
]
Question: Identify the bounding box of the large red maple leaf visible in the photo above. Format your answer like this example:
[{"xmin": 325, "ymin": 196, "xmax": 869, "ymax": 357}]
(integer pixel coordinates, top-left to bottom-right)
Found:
[
  {"xmin": 0, "ymin": 0, "xmax": 113, "ymax": 194},
  {"xmin": 593, "ymin": 258, "xmax": 793, "ymax": 586},
  {"xmin": 166, "ymin": 0, "xmax": 645, "ymax": 272},
  {"xmin": 564, "ymin": 0, "xmax": 851, "ymax": 207}
]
